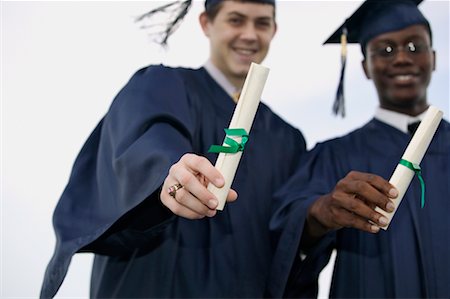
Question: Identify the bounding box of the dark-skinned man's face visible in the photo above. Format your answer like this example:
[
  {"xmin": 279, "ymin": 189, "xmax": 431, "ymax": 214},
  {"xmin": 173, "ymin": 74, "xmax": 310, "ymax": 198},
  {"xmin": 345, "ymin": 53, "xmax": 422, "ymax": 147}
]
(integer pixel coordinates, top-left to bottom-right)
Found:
[{"xmin": 362, "ymin": 24, "xmax": 435, "ymax": 113}]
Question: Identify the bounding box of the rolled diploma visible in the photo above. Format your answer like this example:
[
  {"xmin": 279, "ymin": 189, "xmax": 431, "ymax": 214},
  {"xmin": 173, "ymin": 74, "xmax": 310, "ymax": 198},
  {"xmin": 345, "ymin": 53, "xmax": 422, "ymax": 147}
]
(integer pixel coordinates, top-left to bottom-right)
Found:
[
  {"xmin": 208, "ymin": 62, "xmax": 270, "ymax": 210},
  {"xmin": 375, "ymin": 105, "xmax": 443, "ymax": 230}
]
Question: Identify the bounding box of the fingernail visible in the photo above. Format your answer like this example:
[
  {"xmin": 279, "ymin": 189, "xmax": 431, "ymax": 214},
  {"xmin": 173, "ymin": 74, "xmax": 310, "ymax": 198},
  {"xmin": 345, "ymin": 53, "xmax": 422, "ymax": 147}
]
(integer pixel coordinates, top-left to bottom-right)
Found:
[
  {"xmin": 389, "ymin": 188, "xmax": 398, "ymax": 198},
  {"xmin": 386, "ymin": 201, "xmax": 395, "ymax": 212},
  {"xmin": 379, "ymin": 216, "xmax": 389, "ymax": 226},
  {"xmin": 371, "ymin": 225, "xmax": 380, "ymax": 233},
  {"xmin": 208, "ymin": 199, "xmax": 218, "ymax": 209},
  {"xmin": 215, "ymin": 178, "xmax": 224, "ymax": 186}
]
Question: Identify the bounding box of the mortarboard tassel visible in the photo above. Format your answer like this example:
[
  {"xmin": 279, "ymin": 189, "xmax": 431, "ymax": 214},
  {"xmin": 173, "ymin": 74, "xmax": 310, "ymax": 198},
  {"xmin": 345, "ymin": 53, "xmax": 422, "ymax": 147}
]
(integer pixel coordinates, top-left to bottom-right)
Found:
[
  {"xmin": 333, "ymin": 27, "xmax": 347, "ymax": 117},
  {"xmin": 135, "ymin": 0, "xmax": 193, "ymax": 47}
]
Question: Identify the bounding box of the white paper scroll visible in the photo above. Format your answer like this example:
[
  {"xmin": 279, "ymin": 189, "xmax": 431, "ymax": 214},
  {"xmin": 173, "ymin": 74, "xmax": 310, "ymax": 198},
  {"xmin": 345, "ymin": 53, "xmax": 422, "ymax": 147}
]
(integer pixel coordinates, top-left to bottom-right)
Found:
[
  {"xmin": 208, "ymin": 62, "xmax": 270, "ymax": 210},
  {"xmin": 376, "ymin": 105, "xmax": 443, "ymax": 230}
]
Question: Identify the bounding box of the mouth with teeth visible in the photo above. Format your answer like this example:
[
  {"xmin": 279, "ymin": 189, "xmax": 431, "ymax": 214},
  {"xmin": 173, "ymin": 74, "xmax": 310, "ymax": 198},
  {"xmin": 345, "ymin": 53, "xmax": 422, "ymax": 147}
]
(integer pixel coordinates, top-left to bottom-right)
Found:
[
  {"xmin": 232, "ymin": 46, "xmax": 258, "ymax": 62},
  {"xmin": 389, "ymin": 73, "xmax": 419, "ymax": 85}
]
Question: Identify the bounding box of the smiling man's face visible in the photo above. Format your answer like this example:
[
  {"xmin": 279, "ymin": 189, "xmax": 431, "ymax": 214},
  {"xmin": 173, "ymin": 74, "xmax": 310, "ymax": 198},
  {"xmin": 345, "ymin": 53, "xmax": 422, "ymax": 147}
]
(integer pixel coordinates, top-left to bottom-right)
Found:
[
  {"xmin": 200, "ymin": 1, "xmax": 276, "ymax": 88},
  {"xmin": 363, "ymin": 24, "xmax": 435, "ymax": 114}
]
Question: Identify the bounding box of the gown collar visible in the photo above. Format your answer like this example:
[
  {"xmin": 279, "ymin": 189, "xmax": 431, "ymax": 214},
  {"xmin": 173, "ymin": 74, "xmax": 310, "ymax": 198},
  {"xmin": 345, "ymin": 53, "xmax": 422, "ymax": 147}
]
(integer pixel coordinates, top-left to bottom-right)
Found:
[
  {"xmin": 203, "ymin": 60, "xmax": 240, "ymax": 98},
  {"xmin": 374, "ymin": 107, "xmax": 427, "ymax": 134}
]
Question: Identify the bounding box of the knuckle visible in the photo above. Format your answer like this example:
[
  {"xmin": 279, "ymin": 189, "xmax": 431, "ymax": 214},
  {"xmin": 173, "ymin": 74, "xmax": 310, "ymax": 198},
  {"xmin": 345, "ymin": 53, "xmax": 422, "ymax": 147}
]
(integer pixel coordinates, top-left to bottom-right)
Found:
[
  {"xmin": 178, "ymin": 173, "xmax": 193, "ymax": 186},
  {"xmin": 172, "ymin": 192, "xmax": 184, "ymax": 204},
  {"xmin": 178, "ymin": 195, "xmax": 187, "ymax": 204},
  {"xmin": 366, "ymin": 173, "xmax": 376, "ymax": 182},
  {"xmin": 196, "ymin": 155, "xmax": 210, "ymax": 168},
  {"xmin": 330, "ymin": 207, "xmax": 340, "ymax": 219},
  {"xmin": 178, "ymin": 154, "xmax": 188, "ymax": 164},
  {"xmin": 170, "ymin": 204, "xmax": 182, "ymax": 215},
  {"xmin": 364, "ymin": 222, "xmax": 373, "ymax": 232},
  {"xmin": 355, "ymin": 180, "xmax": 369, "ymax": 194},
  {"xmin": 375, "ymin": 193, "xmax": 387, "ymax": 205},
  {"xmin": 347, "ymin": 170, "xmax": 359, "ymax": 178},
  {"xmin": 160, "ymin": 195, "xmax": 168, "ymax": 207},
  {"xmin": 335, "ymin": 178, "xmax": 347, "ymax": 190},
  {"xmin": 371, "ymin": 212, "xmax": 379, "ymax": 222},
  {"xmin": 180, "ymin": 153, "xmax": 197, "ymax": 166},
  {"xmin": 168, "ymin": 163, "xmax": 178, "ymax": 175},
  {"xmin": 348, "ymin": 201, "xmax": 359, "ymax": 212},
  {"xmin": 183, "ymin": 153, "xmax": 195, "ymax": 161},
  {"xmin": 328, "ymin": 193, "xmax": 338, "ymax": 206},
  {"xmin": 331, "ymin": 189, "xmax": 345, "ymax": 203},
  {"xmin": 354, "ymin": 180, "xmax": 364, "ymax": 190},
  {"xmin": 173, "ymin": 203, "xmax": 182, "ymax": 212}
]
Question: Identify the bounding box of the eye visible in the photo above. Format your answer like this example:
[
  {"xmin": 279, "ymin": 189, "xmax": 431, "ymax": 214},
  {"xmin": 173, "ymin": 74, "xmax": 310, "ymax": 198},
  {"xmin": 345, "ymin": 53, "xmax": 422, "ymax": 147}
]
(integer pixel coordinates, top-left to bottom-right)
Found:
[
  {"xmin": 368, "ymin": 44, "xmax": 395, "ymax": 58},
  {"xmin": 228, "ymin": 17, "xmax": 243, "ymax": 26},
  {"xmin": 408, "ymin": 41, "xmax": 430, "ymax": 54},
  {"xmin": 374, "ymin": 45, "xmax": 394, "ymax": 57},
  {"xmin": 255, "ymin": 19, "xmax": 272, "ymax": 29},
  {"xmin": 407, "ymin": 41, "xmax": 416, "ymax": 53},
  {"xmin": 385, "ymin": 45, "xmax": 394, "ymax": 54}
]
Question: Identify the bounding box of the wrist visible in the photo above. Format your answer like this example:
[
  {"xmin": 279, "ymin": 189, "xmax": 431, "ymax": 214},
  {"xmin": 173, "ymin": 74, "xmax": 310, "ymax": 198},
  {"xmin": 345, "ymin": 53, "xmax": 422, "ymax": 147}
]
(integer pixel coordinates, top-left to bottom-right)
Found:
[{"xmin": 301, "ymin": 198, "xmax": 331, "ymax": 249}]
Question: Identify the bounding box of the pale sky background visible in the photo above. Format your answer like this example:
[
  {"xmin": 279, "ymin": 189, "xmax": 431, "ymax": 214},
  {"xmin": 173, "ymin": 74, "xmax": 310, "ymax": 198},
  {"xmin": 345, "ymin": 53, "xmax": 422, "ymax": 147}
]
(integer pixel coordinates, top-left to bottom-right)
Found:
[{"xmin": 1, "ymin": 0, "xmax": 449, "ymax": 298}]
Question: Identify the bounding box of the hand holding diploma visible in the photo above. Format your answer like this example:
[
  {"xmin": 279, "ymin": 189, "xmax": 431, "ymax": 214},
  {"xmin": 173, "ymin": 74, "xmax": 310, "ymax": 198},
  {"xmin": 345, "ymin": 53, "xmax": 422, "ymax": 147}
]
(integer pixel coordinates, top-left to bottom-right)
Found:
[
  {"xmin": 303, "ymin": 171, "xmax": 398, "ymax": 243},
  {"xmin": 375, "ymin": 105, "xmax": 443, "ymax": 230},
  {"xmin": 159, "ymin": 62, "xmax": 269, "ymax": 218},
  {"xmin": 303, "ymin": 106, "xmax": 443, "ymax": 243},
  {"xmin": 160, "ymin": 153, "xmax": 238, "ymax": 219}
]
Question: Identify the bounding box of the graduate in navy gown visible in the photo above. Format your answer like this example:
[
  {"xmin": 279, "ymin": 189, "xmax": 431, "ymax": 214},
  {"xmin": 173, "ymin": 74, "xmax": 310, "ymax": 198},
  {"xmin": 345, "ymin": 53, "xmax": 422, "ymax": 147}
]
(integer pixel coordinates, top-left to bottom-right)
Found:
[
  {"xmin": 40, "ymin": 0, "xmax": 307, "ymax": 298},
  {"xmin": 266, "ymin": 0, "xmax": 449, "ymax": 298}
]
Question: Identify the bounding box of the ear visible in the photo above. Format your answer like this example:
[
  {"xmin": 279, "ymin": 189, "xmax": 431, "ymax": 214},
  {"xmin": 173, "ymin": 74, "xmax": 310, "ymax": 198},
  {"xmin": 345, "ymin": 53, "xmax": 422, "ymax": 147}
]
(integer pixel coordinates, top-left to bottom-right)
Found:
[
  {"xmin": 432, "ymin": 49, "xmax": 436, "ymax": 71},
  {"xmin": 199, "ymin": 12, "xmax": 210, "ymax": 37},
  {"xmin": 362, "ymin": 59, "xmax": 371, "ymax": 79},
  {"xmin": 272, "ymin": 21, "xmax": 278, "ymax": 38}
]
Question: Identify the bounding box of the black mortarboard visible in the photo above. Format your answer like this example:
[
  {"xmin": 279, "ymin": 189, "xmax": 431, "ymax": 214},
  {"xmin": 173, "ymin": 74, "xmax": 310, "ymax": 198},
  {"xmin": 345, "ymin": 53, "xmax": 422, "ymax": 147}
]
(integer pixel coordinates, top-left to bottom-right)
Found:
[
  {"xmin": 136, "ymin": 0, "xmax": 276, "ymax": 47},
  {"xmin": 324, "ymin": 0, "xmax": 431, "ymax": 117}
]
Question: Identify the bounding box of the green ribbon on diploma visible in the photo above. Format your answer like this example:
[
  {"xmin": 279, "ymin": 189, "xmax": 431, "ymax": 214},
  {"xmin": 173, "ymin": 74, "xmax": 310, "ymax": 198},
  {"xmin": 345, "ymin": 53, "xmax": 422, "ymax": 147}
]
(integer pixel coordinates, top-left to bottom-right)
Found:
[
  {"xmin": 208, "ymin": 128, "xmax": 248, "ymax": 154},
  {"xmin": 399, "ymin": 159, "xmax": 425, "ymax": 208}
]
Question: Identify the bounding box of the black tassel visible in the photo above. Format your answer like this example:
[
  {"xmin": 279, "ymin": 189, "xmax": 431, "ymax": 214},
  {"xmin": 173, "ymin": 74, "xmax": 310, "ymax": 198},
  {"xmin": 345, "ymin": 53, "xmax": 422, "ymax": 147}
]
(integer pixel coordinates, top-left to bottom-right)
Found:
[
  {"xmin": 135, "ymin": 0, "xmax": 193, "ymax": 47},
  {"xmin": 333, "ymin": 27, "xmax": 347, "ymax": 117}
]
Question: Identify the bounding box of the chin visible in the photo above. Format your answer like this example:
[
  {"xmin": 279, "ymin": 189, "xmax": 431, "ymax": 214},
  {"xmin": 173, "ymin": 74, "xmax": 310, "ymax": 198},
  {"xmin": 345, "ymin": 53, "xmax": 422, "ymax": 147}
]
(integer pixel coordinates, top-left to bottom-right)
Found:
[
  {"xmin": 389, "ymin": 99, "xmax": 423, "ymax": 111},
  {"xmin": 232, "ymin": 65, "xmax": 251, "ymax": 77},
  {"xmin": 390, "ymin": 90, "xmax": 423, "ymax": 103}
]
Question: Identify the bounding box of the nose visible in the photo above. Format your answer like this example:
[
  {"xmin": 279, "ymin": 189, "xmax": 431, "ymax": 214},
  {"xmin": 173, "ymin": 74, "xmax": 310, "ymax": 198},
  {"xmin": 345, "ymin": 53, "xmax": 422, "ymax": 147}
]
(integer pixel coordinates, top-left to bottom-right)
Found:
[
  {"xmin": 392, "ymin": 47, "xmax": 413, "ymax": 64},
  {"xmin": 240, "ymin": 23, "xmax": 258, "ymax": 41}
]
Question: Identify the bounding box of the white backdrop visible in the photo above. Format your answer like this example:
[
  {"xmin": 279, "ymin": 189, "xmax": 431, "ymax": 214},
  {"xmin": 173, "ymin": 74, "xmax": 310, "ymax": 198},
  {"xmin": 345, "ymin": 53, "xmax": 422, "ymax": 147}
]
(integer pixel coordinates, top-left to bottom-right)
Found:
[{"xmin": 2, "ymin": 0, "xmax": 449, "ymax": 298}]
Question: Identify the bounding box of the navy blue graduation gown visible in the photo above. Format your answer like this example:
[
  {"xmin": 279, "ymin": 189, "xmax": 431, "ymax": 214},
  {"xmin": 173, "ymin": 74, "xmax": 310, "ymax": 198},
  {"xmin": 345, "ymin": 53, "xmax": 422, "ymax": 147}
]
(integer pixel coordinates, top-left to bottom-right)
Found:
[
  {"xmin": 267, "ymin": 118, "xmax": 450, "ymax": 298},
  {"xmin": 40, "ymin": 65, "xmax": 306, "ymax": 298}
]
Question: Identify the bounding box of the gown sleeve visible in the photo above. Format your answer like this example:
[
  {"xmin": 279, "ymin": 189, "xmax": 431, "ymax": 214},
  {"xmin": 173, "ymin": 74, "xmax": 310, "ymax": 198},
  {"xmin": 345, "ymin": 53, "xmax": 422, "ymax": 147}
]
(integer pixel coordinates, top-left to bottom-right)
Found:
[
  {"xmin": 41, "ymin": 65, "xmax": 196, "ymax": 298},
  {"xmin": 265, "ymin": 143, "xmax": 342, "ymax": 298}
]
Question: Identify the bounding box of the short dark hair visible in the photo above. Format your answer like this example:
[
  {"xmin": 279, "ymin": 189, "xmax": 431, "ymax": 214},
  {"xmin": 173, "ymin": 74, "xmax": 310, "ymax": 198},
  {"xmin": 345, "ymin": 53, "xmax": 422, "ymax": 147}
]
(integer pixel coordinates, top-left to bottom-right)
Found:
[{"xmin": 205, "ymin": 0, "xmax": 276, "ymax": 21}]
